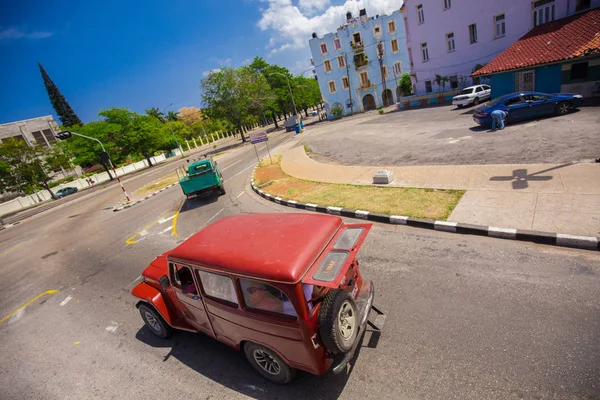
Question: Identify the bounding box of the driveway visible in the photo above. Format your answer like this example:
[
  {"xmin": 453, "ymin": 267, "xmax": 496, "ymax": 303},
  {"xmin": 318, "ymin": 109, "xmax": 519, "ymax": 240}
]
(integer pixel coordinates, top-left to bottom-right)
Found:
[{"xmin": 303, "ymin": 105, "xmax": 600, "ymax": 166}]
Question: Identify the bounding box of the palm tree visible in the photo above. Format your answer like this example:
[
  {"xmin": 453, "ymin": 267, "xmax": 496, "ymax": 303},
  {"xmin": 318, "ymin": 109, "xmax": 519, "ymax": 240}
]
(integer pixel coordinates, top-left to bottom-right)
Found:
[
  {"xmin": 145, "ymin": 107, "xmax": 164, "ymax": 122},
  {"xmin": 166, "ymin": 110, "xmax": 179, "ymax": 122}
]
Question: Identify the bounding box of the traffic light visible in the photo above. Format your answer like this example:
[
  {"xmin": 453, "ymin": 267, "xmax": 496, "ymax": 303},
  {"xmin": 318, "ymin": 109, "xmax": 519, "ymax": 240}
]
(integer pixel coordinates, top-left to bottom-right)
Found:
[{"xmin": 55, "ymin": 131, "xmax": 73, "ymax": 140}]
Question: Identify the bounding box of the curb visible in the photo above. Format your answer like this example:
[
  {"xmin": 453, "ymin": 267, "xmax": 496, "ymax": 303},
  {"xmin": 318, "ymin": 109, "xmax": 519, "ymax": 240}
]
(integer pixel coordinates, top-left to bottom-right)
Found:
[
  {"xmin": 250, "ymin": 166, "xmax": 599, "ymax": 252},
  {"xmin": 112, "ymin": 183, "xmax": 178, "ymax": 212}
]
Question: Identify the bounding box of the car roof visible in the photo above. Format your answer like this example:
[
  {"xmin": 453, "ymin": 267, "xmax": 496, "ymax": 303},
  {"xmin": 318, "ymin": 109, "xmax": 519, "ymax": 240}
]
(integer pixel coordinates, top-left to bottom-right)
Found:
[{"xmin": 168, "ymin": 213, "xmax": 343, "ymax": 283}]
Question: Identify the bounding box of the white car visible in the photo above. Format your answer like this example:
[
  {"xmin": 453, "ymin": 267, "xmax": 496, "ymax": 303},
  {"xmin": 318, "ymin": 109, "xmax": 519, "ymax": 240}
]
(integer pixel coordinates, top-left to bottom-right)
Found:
[{"xmin": 452, "ymin": 85, "xmax": 491, "ymax": 108}]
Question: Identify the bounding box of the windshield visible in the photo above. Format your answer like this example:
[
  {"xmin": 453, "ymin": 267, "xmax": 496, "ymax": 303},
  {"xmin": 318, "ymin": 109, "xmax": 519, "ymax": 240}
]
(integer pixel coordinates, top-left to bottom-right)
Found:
[
  {"xmin": 484, "ymin": 94, "xmax": 511, "ymax": 107},
  {"xmin": 461, "ymin": 88, "xmax": 474, "ymax": 95}
]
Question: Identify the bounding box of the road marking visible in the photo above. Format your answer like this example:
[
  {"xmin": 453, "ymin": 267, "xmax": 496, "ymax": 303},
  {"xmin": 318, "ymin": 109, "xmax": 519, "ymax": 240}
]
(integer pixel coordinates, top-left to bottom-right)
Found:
[
  {"xmin": 236, "ymin": 191, "xmax": 245, "ymax": 199},
  {"xmin": 203, "ymin": 208, "xmax": 224, "ymax": 228},
  {"xmin": 125, "ymin": 211, "xmax": 176, "ymax": 245},
  {"xmin": 0, "ymin": 244, "xmax": 20, "ymax": 258},
  {"xmin": 159, "ymin": 226, "xmax": 173, "ymax": 234},
  {"xmin": 229, "ymin": 164, "xmax": 256, "ymax": 180},
  {"xmin": 220, "ymin": 160, "xmax": 241, "ymax": 171},
  {"xmin": 158, "ymin": 215, "xmax": 175, "ymax": 224},
  {"xmin": 60, "ymin": 295, "xmax": 73, "ymax": 306},
  {"xmin": 0, "ymin": 289, "xmax": 59, "ymax": 324},
  {"xmin": 172, "ymin": 211, "xmax": 179, "ymax": 237},
  {"xmin": 106, "ymin": 321, "xmax": 119, "ymax": 333},
  {"xmin": 8, "ymin": 308, "xmax": 25, "ymax": 324}
]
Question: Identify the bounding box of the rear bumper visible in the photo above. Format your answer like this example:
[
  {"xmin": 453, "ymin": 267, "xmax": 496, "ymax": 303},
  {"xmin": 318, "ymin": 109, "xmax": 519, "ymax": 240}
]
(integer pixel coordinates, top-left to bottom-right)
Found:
[
  {"xmin": 332, "ymin": 280, "xmax": 375, "ymax": 374},
  {"xmin": 473, "ymin": 115, "xmax": 491, "ymax": 126},
  {"xmin": 453, "ymin": 98, "xmax": 472, "ymax": 106}
]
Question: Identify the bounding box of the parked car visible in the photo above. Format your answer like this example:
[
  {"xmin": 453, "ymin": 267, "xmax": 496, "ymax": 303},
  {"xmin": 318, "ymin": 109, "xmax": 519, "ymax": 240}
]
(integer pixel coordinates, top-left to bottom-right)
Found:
[
  {"xmin": 131, "ymin": 213, "xmax": 383, "ymax": 383},
  {"xmin": 284, "ymin": 115, "xmax": 301, "ymax": 132},
  {"xmin": 472, "ymin": 92, "xmax": 584, "ymax": 127},
  {"xmin": 179, "ymin": 158, "xmax": 225, "ymax": 198},
  {"xmin": 55, "ymin": 187, "xmax": 78, "ymax": 198},
  {"xmin": 452, "ymin": 85, "xmax": 491, "ymax": 108}
]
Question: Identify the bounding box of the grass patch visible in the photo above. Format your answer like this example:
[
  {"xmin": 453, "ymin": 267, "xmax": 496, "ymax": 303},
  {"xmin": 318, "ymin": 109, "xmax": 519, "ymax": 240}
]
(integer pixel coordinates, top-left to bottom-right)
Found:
[
  {"xmin": 303, "ymin": 145, "xmax": 313, "ymax": 155},
  {"xmin": 254, "ymin": 158, "xmax": 464, "ymax": 221},
  {"xmin": 134, "ymin": 172, "xmax": 180, "ymax": 196}
]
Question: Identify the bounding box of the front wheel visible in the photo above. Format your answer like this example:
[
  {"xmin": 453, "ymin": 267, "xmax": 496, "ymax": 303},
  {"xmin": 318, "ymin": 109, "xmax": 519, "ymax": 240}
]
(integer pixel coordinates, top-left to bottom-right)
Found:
[
  {"xmin": 139, "ymin": 303, "xmax": 172, "ymax": 339},
  {"xmin": 244, "ymin": 343, "xmax": 296, "ymax": 384},
  {"xmin": 556, "ymin": 101, "xmax": 571, "ymax": 116},
  {"xmin": 219, "ymin": 185, "xmax": 226, "ymax": 195},
  {"xmin": 473, "ymin": 97, "xmax": 480, "ymax": 106}
]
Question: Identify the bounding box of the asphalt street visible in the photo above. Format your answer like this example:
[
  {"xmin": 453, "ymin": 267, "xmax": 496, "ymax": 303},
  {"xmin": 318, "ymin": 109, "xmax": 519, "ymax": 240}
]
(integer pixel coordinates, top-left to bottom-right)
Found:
[{"xmin": 0, "ymin": 128, "xmax": 599, "ymax": 400}]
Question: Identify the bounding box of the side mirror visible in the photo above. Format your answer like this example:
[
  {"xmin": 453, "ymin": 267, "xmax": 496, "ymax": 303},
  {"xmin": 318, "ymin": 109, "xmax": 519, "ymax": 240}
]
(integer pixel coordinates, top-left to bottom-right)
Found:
[{"xmin": 159, "ymin": 275, "xmax": 170, "ymax": 290}]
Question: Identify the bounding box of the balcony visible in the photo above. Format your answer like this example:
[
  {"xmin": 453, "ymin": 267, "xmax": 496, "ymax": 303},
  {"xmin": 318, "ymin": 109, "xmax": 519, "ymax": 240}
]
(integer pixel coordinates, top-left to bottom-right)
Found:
[
  {"xmin": 353, "ymin": 53, "xmax": 369, "ymax": 69},
  {"xmin": 350, "ymin": 41, "xmax": 364, "ymax": 50},
  {"xmin": 360, "ymin": 80, "xmax": 372, "ymax": 89}
]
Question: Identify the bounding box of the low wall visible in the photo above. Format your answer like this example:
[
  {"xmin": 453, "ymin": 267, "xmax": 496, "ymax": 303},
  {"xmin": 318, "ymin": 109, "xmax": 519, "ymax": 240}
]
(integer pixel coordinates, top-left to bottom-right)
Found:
[{"xmin": 396, "ymin": 89, "xmax": 462, "ymax": 110}]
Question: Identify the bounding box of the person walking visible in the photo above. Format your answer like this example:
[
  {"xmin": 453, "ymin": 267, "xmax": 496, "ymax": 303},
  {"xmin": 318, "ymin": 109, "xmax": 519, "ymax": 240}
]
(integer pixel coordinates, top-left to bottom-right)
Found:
[{"xmin": 491, "ymin": 109, "xmax": 508, "ymax": 130}]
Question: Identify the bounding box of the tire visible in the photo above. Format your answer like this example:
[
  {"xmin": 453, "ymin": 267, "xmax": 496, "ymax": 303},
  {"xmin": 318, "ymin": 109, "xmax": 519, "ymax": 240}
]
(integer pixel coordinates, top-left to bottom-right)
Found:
[
  {"xmin": 244, "ymin": 342, "xmax": 296, "ymax": 384},
  {"xmin": 456, "ymin": 104, "xmax": 463, "ymax": 109},
  {"xmin": 139, "ymin": 303, "xmax": 172, "ymax": 339},
  {"xmin": 473, "ymin": 97, "xmax": 480, "ymax": 106},
  {"xmin": 219, "ymin": 185, "xmax": 226, "ymax": 195},
  {"xmin": 556, "ymin": 101, "xmax": 570, "ymax": 116},
  {"xmin": 318, "ymin": 289, "xmax": 359, "ymax": 355}
]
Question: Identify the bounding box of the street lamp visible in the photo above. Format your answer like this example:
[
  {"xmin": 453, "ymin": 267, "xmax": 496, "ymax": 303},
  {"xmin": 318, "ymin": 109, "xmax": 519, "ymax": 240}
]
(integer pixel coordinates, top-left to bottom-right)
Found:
[
  {"xmin": 56, "ymin": 130, "xmax": 130, "ymax": 202},
  {"xmin": 163, "ymin": 103, "xmax": 184, "ymax": 157},
  {"xmin": 267, "ymin": 72, "xmax": 299, "ymax": 122}
]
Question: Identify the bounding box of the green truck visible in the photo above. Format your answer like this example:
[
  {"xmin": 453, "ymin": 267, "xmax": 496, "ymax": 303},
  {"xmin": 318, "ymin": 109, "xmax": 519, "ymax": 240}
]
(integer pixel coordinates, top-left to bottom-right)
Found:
[{"xmin": 179, "ymin": 158, "xmax": 225, "ymax": 198}]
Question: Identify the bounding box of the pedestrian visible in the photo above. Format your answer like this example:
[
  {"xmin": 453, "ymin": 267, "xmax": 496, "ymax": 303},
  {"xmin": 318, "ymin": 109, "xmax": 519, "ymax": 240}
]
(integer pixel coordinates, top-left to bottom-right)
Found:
[{"xmin": 491, "ymin": 109, "xmax": 508, "ymax": 130}]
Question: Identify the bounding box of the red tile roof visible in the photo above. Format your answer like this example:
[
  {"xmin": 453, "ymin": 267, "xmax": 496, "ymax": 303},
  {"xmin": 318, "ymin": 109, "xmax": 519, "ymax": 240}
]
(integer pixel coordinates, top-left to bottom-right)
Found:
[{"xmin": 473, "ymin": 8, "xmax": 600, "ymax": 76}]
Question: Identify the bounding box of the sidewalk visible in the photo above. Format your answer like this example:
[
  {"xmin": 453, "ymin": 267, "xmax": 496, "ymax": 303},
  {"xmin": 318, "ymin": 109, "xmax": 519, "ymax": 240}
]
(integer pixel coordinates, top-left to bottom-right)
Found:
[{"xmin": 281, "ymin": 146, "xmax": 600, "ymax": 237}]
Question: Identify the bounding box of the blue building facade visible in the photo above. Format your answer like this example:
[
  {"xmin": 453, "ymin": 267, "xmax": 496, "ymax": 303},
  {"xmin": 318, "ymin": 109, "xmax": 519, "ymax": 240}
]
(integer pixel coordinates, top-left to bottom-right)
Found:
[{"xmin": 309, "ymin": 9, "xmax": 410, "ymax": 119}]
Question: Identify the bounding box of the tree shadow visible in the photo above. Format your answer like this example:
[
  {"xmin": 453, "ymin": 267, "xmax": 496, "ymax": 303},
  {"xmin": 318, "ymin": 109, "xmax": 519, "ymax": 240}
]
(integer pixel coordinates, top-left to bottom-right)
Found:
[
  {"xmin": 489, "ymin": 163, "xmax": 573, "ymax": 189},
  {"xmin": 135, "ymin": 325, "xmax": 376, "ymax": 400}
]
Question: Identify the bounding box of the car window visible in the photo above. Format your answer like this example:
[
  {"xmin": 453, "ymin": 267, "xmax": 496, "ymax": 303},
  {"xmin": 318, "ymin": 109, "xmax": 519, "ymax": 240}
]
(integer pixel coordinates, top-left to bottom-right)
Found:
[
  {"xmin": 483, "ymin": 85, "xmax": 490, "ymax": 90},
  {"xmin": 197, "ymin": 270, "xmax": 237, "ymax": 304},
  {"xmin": 526, "ymin": 94, "xmax": 551, "ymax": 101},
  {"xmin": 170, "ymin": 263, "xmax": 198, "ymax": 295},
  {"xmin": 475, "ymin": 87, "xmax": 483, "ymax": 93},
  {"xmin": 239, "ymin": 278, "xmax": 297, "ymax": 317},
  {"xmin": 461, "ymin": 88, "xmax": 473, "ymax": 95},
  {"xmin": 503, "ymin": 96, "xmax": 525, "ymax": 106}
]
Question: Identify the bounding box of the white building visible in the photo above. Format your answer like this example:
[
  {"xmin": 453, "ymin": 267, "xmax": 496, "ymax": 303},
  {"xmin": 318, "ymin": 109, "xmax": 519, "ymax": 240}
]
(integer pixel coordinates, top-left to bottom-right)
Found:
[
  {"xmin": 401, "ymin": 0, "xmax": 600, "ymax": 95},
  {"xmin": 0, "ymin": 115, "xmax": 60, "ymax": 148}
]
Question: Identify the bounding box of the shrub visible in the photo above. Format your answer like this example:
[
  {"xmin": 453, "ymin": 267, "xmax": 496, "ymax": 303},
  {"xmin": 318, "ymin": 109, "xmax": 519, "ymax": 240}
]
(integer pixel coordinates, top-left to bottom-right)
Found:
[{"xmin": 331, "ymin": 106, "xmax": 344, "ymax": 119}]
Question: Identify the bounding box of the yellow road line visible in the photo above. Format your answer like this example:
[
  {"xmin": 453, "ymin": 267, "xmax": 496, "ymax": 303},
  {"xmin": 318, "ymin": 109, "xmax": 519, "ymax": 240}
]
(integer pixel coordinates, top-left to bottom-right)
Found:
[
  {"xmin": 172, "ymin": 211, "xmax": 179, "ymax": 237},
  {"xmin": 0, "ymin": 290, "xmax": 59, "ymax": 324},
  {"xmin": 0, "ymin": 244, "xmax": 20, "ymax": 257},
  {"xmin": 125, "ymin": 211, "xmax": 177, "ymax": 245}
]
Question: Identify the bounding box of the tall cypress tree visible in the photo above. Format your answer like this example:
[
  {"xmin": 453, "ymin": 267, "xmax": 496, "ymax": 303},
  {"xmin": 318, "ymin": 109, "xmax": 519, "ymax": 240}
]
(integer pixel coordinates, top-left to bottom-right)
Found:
[{"xmin": 38, "ymin": 62, "xmax": 82, "ymax": 127}]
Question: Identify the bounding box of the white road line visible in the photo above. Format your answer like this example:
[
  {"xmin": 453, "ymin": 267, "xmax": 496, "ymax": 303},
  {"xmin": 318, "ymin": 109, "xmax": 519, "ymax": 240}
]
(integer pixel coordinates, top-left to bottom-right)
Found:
[
  {"xmin": 158, "ymin": 215, "xmax": 176, "ymax": 224},
  {"xmin": 159, "ymin": 226, "xmax": 173, "ymax": 234},
  {"xmin": 60, "ymin": 295, "xmax": 73, "ymax": 307},
  {"xmin": 203, "ymin": 208, "xmax": 225, "ymax": 227},
  {"xmin": 9, "ymin": 308, "xmax": 25, "ymax": 324},
  {"xmin": 229, "ymin": 164, "xmax": 256, "ymax": 180},
  {"xmin": 236, "ymin": 191, "xmax": 245, "ymax": 199},
  {"xmin": 220, "ymin": 160, "xmax": 241, "ymax": 172}
]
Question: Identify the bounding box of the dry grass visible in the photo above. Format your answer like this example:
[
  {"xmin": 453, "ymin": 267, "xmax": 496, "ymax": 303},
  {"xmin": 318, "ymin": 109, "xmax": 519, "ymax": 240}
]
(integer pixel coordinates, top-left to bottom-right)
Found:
[
  {"xmin": 254, "ymin": 158, "xmax": 464, "ymax": 220},
  {"xmin": 134, "ymin": 172, "xmax": 180, "ymax": 195}
]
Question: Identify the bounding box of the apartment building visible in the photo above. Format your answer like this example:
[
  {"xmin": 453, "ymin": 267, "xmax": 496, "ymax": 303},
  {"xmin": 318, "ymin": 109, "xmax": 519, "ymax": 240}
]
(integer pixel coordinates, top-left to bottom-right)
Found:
[{"xmin": 0, "ymin": 115, "xmax": 60, "ymax": 147}]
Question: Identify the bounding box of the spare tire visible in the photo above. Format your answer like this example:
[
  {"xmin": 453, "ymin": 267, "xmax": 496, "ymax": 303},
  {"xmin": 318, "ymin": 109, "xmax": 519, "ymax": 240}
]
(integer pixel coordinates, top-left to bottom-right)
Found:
[{"xmin": 318, "ymin": 289, "xmax": 358, "ymax": 354}]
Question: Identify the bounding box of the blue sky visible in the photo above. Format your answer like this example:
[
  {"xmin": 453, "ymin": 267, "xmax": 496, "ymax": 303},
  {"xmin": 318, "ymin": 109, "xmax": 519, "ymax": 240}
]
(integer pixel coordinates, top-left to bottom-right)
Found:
[{"xmin": 0, "ymin": 0, "xmax": 400, "ymax": 124}]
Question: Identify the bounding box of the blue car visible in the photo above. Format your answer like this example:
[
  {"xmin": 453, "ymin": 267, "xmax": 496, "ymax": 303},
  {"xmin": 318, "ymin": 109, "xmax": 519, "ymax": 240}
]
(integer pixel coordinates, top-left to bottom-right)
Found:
[{"xmin": 472, "ymin": 92, "xmax": 584, "ymax": 127}]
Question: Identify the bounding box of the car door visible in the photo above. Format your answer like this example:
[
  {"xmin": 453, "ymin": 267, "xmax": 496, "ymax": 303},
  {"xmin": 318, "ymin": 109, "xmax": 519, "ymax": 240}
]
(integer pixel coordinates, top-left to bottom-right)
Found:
[
  {"xmin": 526, "ymin": 93, "xmax": 555, "ymax": 117},
  {"xmin": 475, "ymin": 86, "xmax": 484, "ymax": 101},
  {"xmin": 169, "ymin": 262, "xmax": 214, "ymax": 336},
  {"xmin": 482, "ymin": 85, "xmax": 491, "ymax": 100},
  {"xmin": 503, "ymin": 95, "xmax": 529, "ymax": 122}
]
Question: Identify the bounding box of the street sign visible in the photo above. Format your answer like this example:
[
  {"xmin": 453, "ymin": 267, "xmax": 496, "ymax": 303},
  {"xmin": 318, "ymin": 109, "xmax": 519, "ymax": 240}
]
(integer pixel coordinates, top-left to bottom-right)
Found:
[{"xmin": 249, "ymin": 131, "xmax": 268, "ymax": 144}]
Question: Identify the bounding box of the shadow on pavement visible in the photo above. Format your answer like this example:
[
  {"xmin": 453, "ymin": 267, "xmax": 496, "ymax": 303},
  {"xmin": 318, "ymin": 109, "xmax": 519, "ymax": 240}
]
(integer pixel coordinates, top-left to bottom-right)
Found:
[
  {"xmin": 178, "ymin": 193, "xmax": 220, "ymax": 214},
  {"xmin": 489, "ymin": 163, "xmax": 572, "ymax": 189},
  {"xmin": 135, "ymin": 326, "xmax": 362, "ymax": 400}
]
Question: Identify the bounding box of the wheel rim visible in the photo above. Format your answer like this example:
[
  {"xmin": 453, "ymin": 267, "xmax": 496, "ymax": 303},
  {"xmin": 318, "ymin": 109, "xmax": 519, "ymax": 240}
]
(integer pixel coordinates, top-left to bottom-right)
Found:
[
  {"xmin": 253, "ymin": 350, "xmax": 281, "ymax": 375},
  {"xmin": 144, "ymin": 311, "xmax": 161, "ymax": 332},
  {"xmin": 559, "ymin": 103, "xmax": 569, "ymax": 114},
  {"xmin": 338, "ymin": 301, "xmax": 356, "ymax": 340}
]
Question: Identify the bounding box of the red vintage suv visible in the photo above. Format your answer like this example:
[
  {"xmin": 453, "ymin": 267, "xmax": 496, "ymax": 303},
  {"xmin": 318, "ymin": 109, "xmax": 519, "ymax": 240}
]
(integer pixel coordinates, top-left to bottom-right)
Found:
[{"xmin": 132, "ymin": 213, "xmax": 381, "ymax": 383}]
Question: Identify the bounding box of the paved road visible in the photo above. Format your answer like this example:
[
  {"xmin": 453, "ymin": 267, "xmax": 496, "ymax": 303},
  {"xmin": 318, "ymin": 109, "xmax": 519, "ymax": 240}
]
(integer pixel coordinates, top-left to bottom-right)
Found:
[
  {"xmin": 1, "ymin": 128, "xmax": 599, "ymax": 400},
  {"xmin": 303, "ymin": 105, "xmax": 600, "ymax": 166}
]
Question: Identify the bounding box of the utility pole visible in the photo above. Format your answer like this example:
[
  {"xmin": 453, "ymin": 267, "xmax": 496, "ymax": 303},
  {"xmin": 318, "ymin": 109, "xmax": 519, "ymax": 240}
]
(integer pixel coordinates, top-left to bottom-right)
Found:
[
  {"xmin": 344, "ymin": 53, "xmax": 354, "ymax": 116},
  {"xmin": 377, "ymin": 41, "xmax": 387, "ymax": 106}
]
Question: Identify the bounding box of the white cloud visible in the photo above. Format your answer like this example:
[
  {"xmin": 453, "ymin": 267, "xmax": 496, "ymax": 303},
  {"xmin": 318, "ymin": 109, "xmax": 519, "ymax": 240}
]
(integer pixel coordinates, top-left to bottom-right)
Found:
[
  {"xmin": 210, "ymin": 57, "xmax": 232, "ymax": 66},
  {"xmin": 202, "ymin": 68, "xmax": 221, "ymax": 77},
  {"xmin": 258, "ymin": 0, "xmax": 401, "ymax": 55},
  {"xmin": 0, "ymin": 27, "xmax": 54, "ymax": 40}
]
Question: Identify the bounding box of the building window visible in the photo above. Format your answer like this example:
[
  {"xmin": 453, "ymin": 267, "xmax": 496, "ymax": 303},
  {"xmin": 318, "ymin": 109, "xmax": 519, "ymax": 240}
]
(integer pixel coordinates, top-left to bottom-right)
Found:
[
  {"xmin": 494, "ymin": 14, "xmax": 506, "ymax": 38},
  {"xmin": 43, "ymin": 129, "xmax": 56, "ymax": 144},
  {"xmin": 443, "ymin": 0, "xmax": 451, "ymax": 10},
  {"xmin": 533, "ymin": 0, "xmax": 555, "ymax": 27},
  {"xmin": 324, "ymin": 59, "xmax": 332, "ymax": 72},
  {"xmin": 421, "ymin": 42, "xmax": 429, "ymax": 62},
  {"xmin": 342, "ymin": 76, "xmax": 350, "ymax": 89},
  {"xmin": 425, "ymin": 80, "xmax": 433, "ymax": 93},
  {"xmin": 469, "ymin": 23, "xmax": 478, "ymax": 44},
  {"xmin": 239, "ymin": 278, "xmax": 297, "ymax": 318},
  {"xmin": 416, "ymin": 4, "xmax": 425, "ymax": 24},
  {"xmin": 197, "ymin": 270, "xmax": 238, "ymax": 305},
  {"xmin": 570, "ymin": 62, "xmax": 589, "ymax": 80},
  {"xmin": 388, "ymin": 20, "xmax": 396, "ymax": 33},
  {"xmin": 334, "ymin": 38, "xmax": 342, "ymax": 51},
  {"xmin": 328, "ymin": 80, "xmax": 337, "ymax": 93},
  {"xmin": 360, "ymin": 71, "xmax": 369, "ymax": 86},
  {"xmin": 446, "ymin": 32, "xmax": 455, "ymax": 52},
  {"xmin": 353, "ymin": 32, "xmax": 362, "ymax": 45},
  {"xmin": 373, "ymin": 25, "xmax": 382, "ymax": 38},
  {"xmin": 383, "ymin": 65, "xmax": 389, "ymax": 79},
  {"xmin": 393, "ymin": 61, "xmax": 403, "ymax": 75},
  {"xmin": 449, "ymin": 75, "xmax": 458, "ymax": 89},
  {"xmin": 320, "ymin": 42, "xmax": 328, "ymax": 54},
  {"xmin": 391, "ymin": 38, "xmax": 399, "ymax": 53},
  {"xmin": 338, "ymin": 55, "xmax": 346, "ymax": 68},
  {"xmin": 32, "ymin": 131, "xmax": 50, "ymax": 147},
  {"xmin": 576, "ymin": 0, "xmax": 591, "ymax": 11}
]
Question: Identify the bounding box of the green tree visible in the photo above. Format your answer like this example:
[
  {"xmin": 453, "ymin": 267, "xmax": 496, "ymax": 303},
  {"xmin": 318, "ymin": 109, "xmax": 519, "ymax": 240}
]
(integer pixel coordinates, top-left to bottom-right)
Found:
[
  {"xmin": 398, "ymin": 73, "xmax": 413, "ymax": 97},
  {"xmin": 145, "ymin": 107, "xmax": 164, "ymax": 122},
  {"xmin": 38, "ymin": 62, "xmax": 82, "ymax": 127},
  {"xmin": 166, "ymin": 110, "xmax": 179, "ymax": 122}
]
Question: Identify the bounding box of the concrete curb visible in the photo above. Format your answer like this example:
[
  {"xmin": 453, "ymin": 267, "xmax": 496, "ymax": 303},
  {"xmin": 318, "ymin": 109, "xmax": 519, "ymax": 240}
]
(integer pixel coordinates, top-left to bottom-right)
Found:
[
  {"xmin": 250, "ymin": 166, "xmax": 599, "ymax": 252},
  {"xmin": 112, "ymin": 183, "xmax": 178, "ymax": 212}
]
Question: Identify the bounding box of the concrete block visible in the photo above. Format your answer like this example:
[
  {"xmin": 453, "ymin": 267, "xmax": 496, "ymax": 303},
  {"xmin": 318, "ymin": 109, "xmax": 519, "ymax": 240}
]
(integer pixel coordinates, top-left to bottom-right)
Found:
[{"xmin": 373, "ymin": 170, "xmax": 394, "ymax": 184}]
